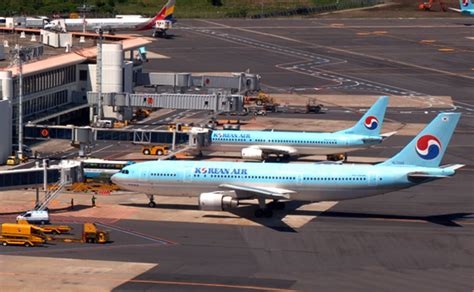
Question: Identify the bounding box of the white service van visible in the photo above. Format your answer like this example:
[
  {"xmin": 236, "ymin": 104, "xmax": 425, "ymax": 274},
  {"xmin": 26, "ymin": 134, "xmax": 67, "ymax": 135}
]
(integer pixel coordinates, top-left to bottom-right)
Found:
[{"xmin": 16, "ymin": 210, "xmax": 50, "ymax": 224}]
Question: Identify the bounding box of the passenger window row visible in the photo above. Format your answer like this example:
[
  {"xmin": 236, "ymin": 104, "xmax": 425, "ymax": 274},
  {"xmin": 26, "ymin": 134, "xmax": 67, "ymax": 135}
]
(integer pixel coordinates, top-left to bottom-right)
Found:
[
  {"xmin": 193, "ymin": 174, "xmax": 297, "ymax": 180},
  {"xmin": 151, "ymin": 173, "xmax": 177, "ymax": 177},
  {"xmin": 303, "ymin": 177, "xmax": 367, "ymax": 181},
  {"xmin": 215, "ymin": 137, "xmax": 338, "ymax": 144}
]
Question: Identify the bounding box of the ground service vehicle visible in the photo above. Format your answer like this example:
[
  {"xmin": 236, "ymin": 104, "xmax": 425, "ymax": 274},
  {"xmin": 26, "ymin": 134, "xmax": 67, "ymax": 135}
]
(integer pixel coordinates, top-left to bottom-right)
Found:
[
  {"xmin": 142, "ymin": 145, "xmax": 170, "ymax": 156},
  {"xmin": 306, "ymin": 98, "xmax": 323, "ymax": 113},
  {"xmin": 17, "ymin": 219, "xmax": 72, "ymax": 235},
  {"xmin": 16, "ymin": 210, "xmax": 50, "ymax": 224},
  {"xmin": 168, "ymin": 124, "xmax": 193, "ymax": 132},
  {"xmin": 6, "ymin": 156, "xmax": 20, "ymax": 165},
  {"xmin": 54, "ymin": 223, "xmax": 110, "ymax": 244},
  {"xmin": 0, "ymin": 223, "xmax": 47, "ymax": 247}
]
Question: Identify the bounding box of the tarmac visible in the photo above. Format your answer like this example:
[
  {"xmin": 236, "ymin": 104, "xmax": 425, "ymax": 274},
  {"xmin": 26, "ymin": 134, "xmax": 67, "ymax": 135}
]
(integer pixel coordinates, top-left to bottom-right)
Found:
[{"xmin": 1, "ymin": 17, "xmax": 474, "ymax": 291}]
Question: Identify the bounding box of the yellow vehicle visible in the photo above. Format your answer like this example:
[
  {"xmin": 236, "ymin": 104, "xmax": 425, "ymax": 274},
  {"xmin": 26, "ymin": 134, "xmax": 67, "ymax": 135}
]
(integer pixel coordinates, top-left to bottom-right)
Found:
[
  {"xmin": 135, "ymin": 109, "xmax": 151, "ymax": 120},
  {"xmin": 17, "ymin": 219, "xmax": 72, "ymax": 235},
  {"xmin": 54, "ymin": 223, "xmax": 109, "ymax": 244},
  {"xmin": 255, "ymin": 92, "xmax": 274, "ymax": 105},
  {"xmin": 6, "ymin": 156, "xmax": 20, "ymax": 166},
  {"xmin": 167, "ymin": 123, "xmax": 193, "ymax": 132},
  {"xmin": 6, "ymin": 155, "xmax": 28, "ymax": 165},
  {"xmin": 83, "ymin": 223, "xmax": 109, "ymax": 244},
  {"xmin": 113, "ymin": 121, "xmax": 128, "ymax": 128},
  {"xmin": 0, "ymin": 223, "xmax": 47, "ymax": 247},
  {"xmin": 142, "ymin": 145, "xmax": 170, "ymax": 156}
]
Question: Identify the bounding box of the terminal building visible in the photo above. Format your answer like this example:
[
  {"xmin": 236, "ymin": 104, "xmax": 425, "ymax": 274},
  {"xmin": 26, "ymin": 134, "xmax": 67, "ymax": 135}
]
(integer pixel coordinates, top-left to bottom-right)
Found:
[
  {"xmin": 0, "ymin": 34, "xmax": 150, "ymax": 125},
  {"xmin": 0, "ymin": 29, "xmax": 150, "ymax": 163}
]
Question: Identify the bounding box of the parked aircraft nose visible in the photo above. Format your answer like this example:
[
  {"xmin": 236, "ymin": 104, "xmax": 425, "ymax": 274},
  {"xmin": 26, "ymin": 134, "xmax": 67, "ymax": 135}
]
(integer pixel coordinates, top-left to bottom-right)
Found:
[{"xmin": 111, "ymin": 173, "xmax": 120, "ymax": 185}]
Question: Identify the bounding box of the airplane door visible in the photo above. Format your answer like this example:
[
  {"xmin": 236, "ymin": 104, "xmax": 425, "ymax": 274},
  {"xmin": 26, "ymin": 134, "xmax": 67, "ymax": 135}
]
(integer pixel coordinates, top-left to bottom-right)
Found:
[
  {"xmin": 368, "ymin": 172, "xmax": 378, "ymax": 186},
  {"xmin": 183, "ymin": 167, "xmax": 193, "ymax": 183}
]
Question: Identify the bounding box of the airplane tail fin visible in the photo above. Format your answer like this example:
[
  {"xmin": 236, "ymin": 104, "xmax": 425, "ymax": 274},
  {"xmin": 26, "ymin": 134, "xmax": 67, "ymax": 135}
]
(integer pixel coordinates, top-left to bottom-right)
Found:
[
  {"xmin": 460, "ymin": 0, "xmax": 474, "ymax": 11},
  {"xmin": 338, "ymin": 96, "xmax": 389, "ymax": 137},
  {"xmin": 381, "ymin": 112, "xmax": 461, "ymax": 168},
  {"xmin": 156, "ymin": 0, "xmax": 175, "ymax": 21}
]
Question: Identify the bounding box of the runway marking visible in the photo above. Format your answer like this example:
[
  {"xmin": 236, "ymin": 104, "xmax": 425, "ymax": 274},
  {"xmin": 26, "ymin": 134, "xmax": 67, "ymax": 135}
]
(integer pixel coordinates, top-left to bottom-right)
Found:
[
  {"xmin": 90, "ymin": 144, "xmax": 114, "ymax": 155},
  {"xmin": 198, "ymin": 19, "xmax": 474, "ymax": 80},
  {"xmin": 438, "ymin": 48, "xmax": 455, "ymax": 52},
  {"xmin": 177, "ymin": 25, "xmax": 474, "ymax": 30},
  {"xmin": 0, "ymin": 271, "xmax": 295, "ymax": 291},
  {"xmin": 420, "ymin": 40, "xmax": 436, "ymax": 43},
  {"xmin": 185, "ymin": 20, "xmax": 474, "ymax": 113},
  {"xmin": 125, "ymin": 279, "xmax": 296, "ymax": 291},
  {"xmin": 97, "ymin": 222, "xmax": 178, "ymax": 245}
]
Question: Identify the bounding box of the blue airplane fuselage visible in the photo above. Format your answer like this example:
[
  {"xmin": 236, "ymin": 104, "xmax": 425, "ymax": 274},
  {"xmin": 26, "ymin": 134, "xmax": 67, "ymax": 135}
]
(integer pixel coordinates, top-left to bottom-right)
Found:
[{"xmin": 112, "ymin": 160, "xmax": 452, "ymax": 202}]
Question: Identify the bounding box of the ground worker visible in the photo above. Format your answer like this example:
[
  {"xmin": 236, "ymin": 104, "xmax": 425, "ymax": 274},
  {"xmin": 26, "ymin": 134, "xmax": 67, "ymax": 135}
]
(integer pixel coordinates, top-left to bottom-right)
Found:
[
  {"xmin": 70, "ymin": 198, "xmax": 74, "ymax": 210},
  {"xmin": 91, "ymin": 195, "xmax": 96, "ymax": 207}
]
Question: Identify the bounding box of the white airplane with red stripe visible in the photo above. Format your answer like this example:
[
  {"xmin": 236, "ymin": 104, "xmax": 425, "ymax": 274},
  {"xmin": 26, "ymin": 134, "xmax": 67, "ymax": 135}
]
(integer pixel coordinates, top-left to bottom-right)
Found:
[{"xmin": 45, "ymin": 0, "xmax": 175, "ymax": 37}]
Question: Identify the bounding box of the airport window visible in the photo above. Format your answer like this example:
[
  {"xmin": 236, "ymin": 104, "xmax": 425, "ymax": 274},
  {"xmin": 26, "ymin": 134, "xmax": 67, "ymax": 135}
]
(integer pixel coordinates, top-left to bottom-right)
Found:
[{"xmin": 79, "ymin": 70, "xmax": 88, "ymax": 81}]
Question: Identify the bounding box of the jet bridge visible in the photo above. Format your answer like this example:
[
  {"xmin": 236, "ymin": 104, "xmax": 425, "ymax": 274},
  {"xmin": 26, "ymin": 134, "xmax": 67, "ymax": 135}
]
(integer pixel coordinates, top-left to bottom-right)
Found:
[
  {"xmin": 87, "ymin": 92, "xmax": 244, "ymax": 113},
  {"xmin": 0, "ymin": 160, "xmax": 82, "ymax": 191},
  {"xmin": 139, "ymin": 72, "xmax": 261, "ymax": 94}
]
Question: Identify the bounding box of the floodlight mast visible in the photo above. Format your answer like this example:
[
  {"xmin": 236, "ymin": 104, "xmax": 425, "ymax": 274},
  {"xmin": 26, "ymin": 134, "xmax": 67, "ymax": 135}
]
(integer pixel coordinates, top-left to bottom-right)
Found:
[
  {"xmin": 96, "ymin": 26, "xmax": 103, "ymax": 122},
  {"xmin": 14, "ymin": 47, "xmax": 24, "ymax": 161}
]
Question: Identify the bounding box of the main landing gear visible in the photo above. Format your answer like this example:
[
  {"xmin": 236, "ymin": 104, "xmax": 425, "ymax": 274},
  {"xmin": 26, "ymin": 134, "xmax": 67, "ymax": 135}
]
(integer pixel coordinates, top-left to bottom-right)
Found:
[
  {"xmin": 254, "ymin": 199, "xmax": 286, "ymax": 218},
  {"xmin": 327, "ymin": 153, "xmax": 347, "ymax": 162},
  {"xmin": 148, "ymin": 195, "xmax": 156, "ymax": 208}
]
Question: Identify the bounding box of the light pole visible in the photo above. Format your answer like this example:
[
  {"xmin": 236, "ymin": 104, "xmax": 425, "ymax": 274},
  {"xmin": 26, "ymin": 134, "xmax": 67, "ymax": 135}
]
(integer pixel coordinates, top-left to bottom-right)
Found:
[
  {"xmin": 12, "ymin": 46, "xmax": 25, "ymax": 161},
  {"xmin": 96, "ymin": 27, "xmax": 103, "ymax": 122}
]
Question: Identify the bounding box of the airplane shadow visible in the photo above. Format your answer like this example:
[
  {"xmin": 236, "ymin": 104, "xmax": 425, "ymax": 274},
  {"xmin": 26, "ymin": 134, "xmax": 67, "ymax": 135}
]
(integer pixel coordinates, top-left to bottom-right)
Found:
[
  {"xmin": 120, "ymin": 202, "xmax": 301, "ymax": 233},
  {"xmin": 0, "ymin": 205, "xmax": 96, "ymax": 216},
  {"xmin": 293, "ymin": 210, "xmax": 474, "ymax": 227},
  {"xmin": 120, "ymin": 202, "xmax": 474, "ymax": 230}
]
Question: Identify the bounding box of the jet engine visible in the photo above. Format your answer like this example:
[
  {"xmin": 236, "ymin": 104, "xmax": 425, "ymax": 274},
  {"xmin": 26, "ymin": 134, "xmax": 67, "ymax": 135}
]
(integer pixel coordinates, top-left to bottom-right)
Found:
[
  {"xmin": 241, "ymin": 148, "xmax": 264, "ymax": 160},
  {"xmin": 198, "ymin": 192, "xmax": 238, "ymax": 211}
]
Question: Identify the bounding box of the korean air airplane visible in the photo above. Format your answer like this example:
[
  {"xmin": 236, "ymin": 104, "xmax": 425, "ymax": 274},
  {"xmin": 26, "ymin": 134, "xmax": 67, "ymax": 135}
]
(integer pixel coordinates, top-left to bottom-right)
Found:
[
  {"xmin": 112, "ymin": 112, "xmax": 463, "ymax": 218},
  {"xmin": 449, "ymin": 0, "xmax": 474, "ymax": 15},
  {"xmin": 206, "ymin": 96, "xmax": 393, "ymax": 161}
]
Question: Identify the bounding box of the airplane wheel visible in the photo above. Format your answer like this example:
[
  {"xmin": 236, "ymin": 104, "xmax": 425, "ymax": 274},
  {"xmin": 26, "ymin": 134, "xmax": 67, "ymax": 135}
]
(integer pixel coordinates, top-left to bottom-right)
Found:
[
  {"xmin": 148, "ymin": 201, "xmax": 156, "ymax": 208},
  {"xmin": 143, "ymin": 149, "xmax": 151, "ymax": 155},
  {"xmin": 24, "ymin": 242, "xmax": 31, "ymax": 247},
  {"xmin": 263, "ymin": 209, "xmax": 273, "ymax": 218},
  {"xmin": 255, "ymin": 209, "xmax": 264, "ymax": 218}
]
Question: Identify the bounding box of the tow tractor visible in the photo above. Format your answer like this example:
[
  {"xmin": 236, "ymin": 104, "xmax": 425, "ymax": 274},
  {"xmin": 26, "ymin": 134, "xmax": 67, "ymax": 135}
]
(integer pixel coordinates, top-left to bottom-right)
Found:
[{"xmin": 53, "ymin": 223, "xmax": 110, "ymax": 244}]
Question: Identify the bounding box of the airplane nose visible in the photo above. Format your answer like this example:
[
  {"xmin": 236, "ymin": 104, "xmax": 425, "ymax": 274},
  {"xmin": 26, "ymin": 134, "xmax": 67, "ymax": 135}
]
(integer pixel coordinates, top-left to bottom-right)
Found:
[{"xmin": 111, "ymin": 173, "xmax": 119, "ymax": 185}]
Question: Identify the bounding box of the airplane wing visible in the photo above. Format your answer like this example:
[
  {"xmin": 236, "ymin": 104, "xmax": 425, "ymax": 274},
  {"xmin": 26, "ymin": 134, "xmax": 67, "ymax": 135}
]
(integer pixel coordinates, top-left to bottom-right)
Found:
[
  {"xmin": 247, "ymin": 145, "xmax": 298, "ymax": 156},
  {"xmin": 218, "ymin": 183, "xmax": 295, "ymax": 200},
  {"xmin": 449, "ymin": 7, "xmax": 462, "ymax": 12}
]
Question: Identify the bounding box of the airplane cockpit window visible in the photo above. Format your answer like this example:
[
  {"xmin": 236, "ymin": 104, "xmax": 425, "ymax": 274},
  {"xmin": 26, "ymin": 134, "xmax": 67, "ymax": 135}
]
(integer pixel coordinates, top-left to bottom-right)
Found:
[{"xmin": 121, "ymin": 169, "xmax": 129, "ymax": 174}]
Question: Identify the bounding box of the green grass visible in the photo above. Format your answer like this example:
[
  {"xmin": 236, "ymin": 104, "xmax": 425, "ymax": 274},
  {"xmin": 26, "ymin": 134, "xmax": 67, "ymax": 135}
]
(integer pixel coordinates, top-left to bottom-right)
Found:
[{"xmin": 0, "ymin": 0, "xmax": 377, "ymax": 18}]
